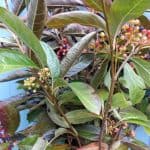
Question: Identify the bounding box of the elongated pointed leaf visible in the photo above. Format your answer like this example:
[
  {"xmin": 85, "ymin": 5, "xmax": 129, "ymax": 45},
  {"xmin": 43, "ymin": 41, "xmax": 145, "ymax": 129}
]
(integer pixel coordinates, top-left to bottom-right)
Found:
[
  {"xmin": 69, "ymin": 82, "xmax": 102, "ymax": 115},
  {"xmin": 108, "ymin": 0, "xmax": 150, "ymax": 39},
  {"xmin": 47, "ymin": 11, "xmax": 106, "ymax": 30},
  {"xmin": 132, "ymin": 57, "xmax": 150, "ymax": 87},
  {"xmin": 120, "ymin": 63, "xmax": 145, "ymax": 104},
  {"xmin": 66, "ymin": 109, "xmax": 99, "ymax": 124},
  {"xmin": 65, "ymin": 54, "xmax": 94, "ymax": 77},
  {"xmin": 40, "ymin": 42, "xmax": 60, "ymax": 80},
  {"xmin": 61, "ymin": 31, "xmax": 96, "ymax": 76},
  {"xmin": 0, "ymin": 49, "xmax": 38, "ymax": 73},
  {"xmin": 0, "ymin": 7, "xmax": 46, "ymax": 66},
  {"xmin": 28, "ymin": 0, "xmax": 47, "ymax": 38}
]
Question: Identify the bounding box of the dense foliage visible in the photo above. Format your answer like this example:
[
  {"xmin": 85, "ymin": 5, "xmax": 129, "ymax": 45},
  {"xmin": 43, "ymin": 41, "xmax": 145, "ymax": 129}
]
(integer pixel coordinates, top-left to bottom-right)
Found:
[{"xmin": 0, "ymin": 0, "xmax": 150, "ymax": 150}]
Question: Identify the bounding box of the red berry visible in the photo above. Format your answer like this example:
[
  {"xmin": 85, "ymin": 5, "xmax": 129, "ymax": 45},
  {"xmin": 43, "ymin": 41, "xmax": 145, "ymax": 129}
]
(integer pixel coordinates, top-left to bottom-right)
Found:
[{"xmin": 142, "ymin": 29, "xmax": 147, "ymax": 34}]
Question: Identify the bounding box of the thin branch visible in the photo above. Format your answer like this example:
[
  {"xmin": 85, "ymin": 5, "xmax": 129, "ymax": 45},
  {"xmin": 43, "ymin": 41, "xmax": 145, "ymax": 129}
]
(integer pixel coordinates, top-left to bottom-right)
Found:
[
  {"xmin": 115, "ymin": 45, "xmax": 137, "ymax": 80},
  {"xmin": 99, "ymin": 1, "xmax": 116, "ymax": 150}
]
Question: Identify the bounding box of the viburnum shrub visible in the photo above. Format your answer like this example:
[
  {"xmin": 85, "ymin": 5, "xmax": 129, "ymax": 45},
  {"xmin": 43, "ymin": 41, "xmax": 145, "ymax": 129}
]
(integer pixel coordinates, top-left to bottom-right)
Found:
[{"xmin": 0, "ymin": 0, "xmax": 150, "ymax": 150}]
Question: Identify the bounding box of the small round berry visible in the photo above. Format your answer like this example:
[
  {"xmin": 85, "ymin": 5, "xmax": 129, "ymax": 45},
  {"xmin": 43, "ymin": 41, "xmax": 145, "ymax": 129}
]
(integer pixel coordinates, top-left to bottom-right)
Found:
[
  {"xmin": 99, "ymin": 32, "xmax": 105, "ymax": 38},
  {"xmin": 120, "ymin": 35, "xmax": 125, "ymax": 40},
  {"xmin": 135, "ymin": 19, "xmax": 140, "ymax": 25},
  {"xmin": 119, "ymin": 46, "xmax": 126, "ymax": 51}
]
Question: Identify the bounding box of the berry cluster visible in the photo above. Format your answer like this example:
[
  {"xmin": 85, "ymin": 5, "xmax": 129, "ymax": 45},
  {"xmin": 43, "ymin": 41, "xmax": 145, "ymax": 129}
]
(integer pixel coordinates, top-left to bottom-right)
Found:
[
  {"xmin": 57, "ymin": 37, "xmax": 70, "ymax": 60},
  {"xmin": 38, "ymin": 67, "xmax": 51, "ymax": 83},
  {"xmin": 118, "ymin": 19, "xmax": 150, "ymax": 52},
  {"xmin": 23, "ymin": 68, "xmax": 51, "ymax": 93},
  {"xmin": 23, "ymin": 77, "xmax": 40, "ymax": 93}
]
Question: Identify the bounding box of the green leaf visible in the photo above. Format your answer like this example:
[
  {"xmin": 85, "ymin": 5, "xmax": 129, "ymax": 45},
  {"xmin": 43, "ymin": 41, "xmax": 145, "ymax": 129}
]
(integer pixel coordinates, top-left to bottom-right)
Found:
[
  {"xmin": 120, "ymin": 63, "xmax": 145, "ymax": 104},
  {"xmin": 76, "ymin": 125, "xmax": 100, "ymax": 141},
  {"xmin": 0, "ymin": 7, "xmax": 46, "ymax": 66},
  {"xmin": 40, "ymin": 42, "xmax": 60, "ymax": 80},
  {"xmin": 58, "ymin": 91, "xmax": 81, "ymax": 106},
  {"xmin": 32, "ymin": 137, "xmax": 48, "ymax": 150},
  {"xmin": 65, "ymin": 53, "xmax": 94, "ymax": 77},
  {"xmin": 132, "ymin": 57, "xmax": 150, "ymax": 87},
  {"xmin": 104, "ymin": 69, "xmax": 111, "ymax": 91},
  {"xmin": 46, "ymin": 101, "xmax": 69, "ymax": 128},
  {"xmin": 69, "ymin": 82, "xmax": 102, "ymax": 115},
  {"xmin": 0, "ymin": 49, "xmax": 38, "ymax": 73},
  {"xmin": 108, "ymin": 0, "xmax": 150, "ymax": 39},
  {"xmin": 98, "ymin": 89, "xmax": 109, "ymax": 101},
  {"xmin": 112, "ymin": 92, "xmax": 131, "ymax": 109},
  {"xmin": 49, "ymin": 128, "xmax": 71, "ymax": 144},
  {"xmin": 83, "ymin": 0, "xmax": 102, "ymax": 11},
  {"xmin": 0, "ymin": 143, "xmax": 9, "ymax": 149},
  {"xmin": 47, "ymin": 11, "xmax": 106, "ymax": 30},
  {"xmin": 61, "ymin": 31, "xmax": 96, "ymax": 76},
  {"xmin": 119, "ymin": 107, "xmax": 150, "ymax": 134},
  {"xmin": 65, "ymin": 109, "xmax": 99, "ymax": 124},
  {"xmin": 18, "ymin": 135, "xmax": 38, "ymax": 150}
]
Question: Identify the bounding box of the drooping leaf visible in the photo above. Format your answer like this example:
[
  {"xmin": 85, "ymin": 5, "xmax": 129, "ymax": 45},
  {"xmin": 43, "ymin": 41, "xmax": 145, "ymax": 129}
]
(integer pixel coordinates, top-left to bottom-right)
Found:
[
  {"xmin": 40, "ymin": 42, "xmax": 60, "ymax": 80},
  {"xmin": 69, "ymin": 82, "xmax": 102, "ymax": 115},
  {"xmin": 108, "ymin": 0, "xmax": 150, "ymax": 39},
  {"xmin": 65, "ymin": 53, "xmax": 94, "ymax": 77},
  {"xmin": 120, "ymin": 63, "xmax": 145, "ymax": 104},
  {"xmin": 0, "ymin": 49, "xmax": 38, "ymax": 73},
  {"xmin": 0, "ymin": 7, "xmax": 46, "ymax": 66},
  {"xmin": 112, "ymin": 92, "xmax": 131, "ymax": 109},
  {"xmin": 132, "ymin": 57, "xmax": 150, "ymax": 87},
  {"xmin": 61, "ymin": 31, "xmax": 96, "ymax": 76},
  {"xmin": 28, "ymin": 0, "xmax": 47, "ymax": 38},
  {"xmin": 76, "ymin": 125, "xmax": 100, "ymax": 141},
  {"xmin": 47, "ymin": 11, "xmax": 106, "ymax": 30},
  {"xmin": 65, "ymin": 109, "xmax": 99, "ymax": 124},
  {"xmin": 82, "ymin": 0, "xmax": 102, "ymax": 11}
]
